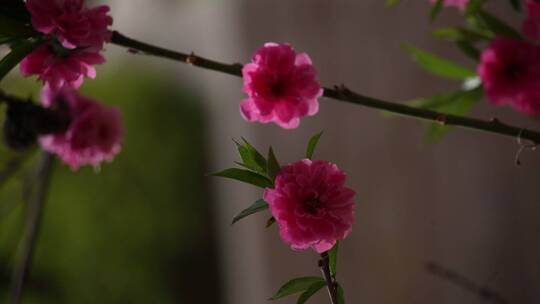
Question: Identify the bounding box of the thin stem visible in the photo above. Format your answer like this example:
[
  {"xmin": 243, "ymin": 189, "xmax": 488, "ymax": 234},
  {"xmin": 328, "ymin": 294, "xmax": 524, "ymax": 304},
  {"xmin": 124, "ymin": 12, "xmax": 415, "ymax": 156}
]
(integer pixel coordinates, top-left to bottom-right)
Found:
[
  {"xmin": 9, "ymin": 153, "xmax": 55, "ymax": 304},
  {"xmin": 426, "ymin": 262, "xmax": 508, "ymax": 304},
  {"xmin": 110, "ymin": 31, "xmax": 540, "ymax": 145},
  {"xmin": 319, "ymin": 253, "xmax": 338, "ymax": 304}
]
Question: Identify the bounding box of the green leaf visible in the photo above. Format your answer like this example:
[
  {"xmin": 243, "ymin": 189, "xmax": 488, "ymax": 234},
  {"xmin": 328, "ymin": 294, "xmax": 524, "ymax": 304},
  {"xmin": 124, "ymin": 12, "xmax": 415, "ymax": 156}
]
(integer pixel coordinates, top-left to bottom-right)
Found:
[
  {"xmin": 430, "ymin": 0, "xmax": 444, "ymax": 22},
  {"xmin": 328, "ymin": 242, "xmax": 339, "ymax": 277},
  {"xmin": 476, "ymin": 10, "xmax": 521, "ymax": 38},
  {"xmin": 211, "ymin": 168, "xmax": 273, "ymax": 188},
  {"xmin": 385, "ymin": 0, "xmax": 401, "ymax": 8},
  {"xmin": 296, "ymin": 281, "xmax": 326, "ymax": 304},
  {"xmin": 432, "ymin": 27, "xmax": 493, "ymax": 42},
  {"xmin": 464, "ymin": 0, "xmax": 485, "ymax": 16},
  {"xmin": 234, "ymin": 138, "xmax": 267, "ymax": 174},
  {"xmin": 0, "ymin": 37, "xmax": 44, "ymax": 82},
  {"xmin": 270, "ymin": 277, "xmax": 325, "ymax": 300},
  {"xmin": 403, "ymin": 44, "xmax": 476, "ymax": 80},
  {"xmin": 231, "ymin": 199, "xmax": 268, "ymax": 224},
  {"xmin": 337, "ymin": 284, "xmax": 345, "ymax": 304},
  {"xmin": 306, "ymin": 131, "xmax": 323, "ymax": 159},
  {"xmin": 455, "ymin": 40, "xmax": 480, "ymax": 61},
  {"xmin": 426, "ymin": 88, "xmax": 483, "ymax": 141},
  {"xmin": 267, "ymin": 147, "xmax": 280, "ymax": 181}
]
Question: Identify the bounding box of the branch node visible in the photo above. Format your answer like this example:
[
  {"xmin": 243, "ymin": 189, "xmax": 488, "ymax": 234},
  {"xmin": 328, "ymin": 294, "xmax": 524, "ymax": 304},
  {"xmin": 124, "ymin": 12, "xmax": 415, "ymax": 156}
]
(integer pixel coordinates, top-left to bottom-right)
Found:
[
  {"xmin": 186, "ymin": 52, "xmax": 197, "ymax": 64},
  {"xmin": 435, "ymin": 114, "xmax": 448, "ymax": 125},
  {"xmin": 334, "ymin": 84, "xmax": 352, "ymax": 96}
]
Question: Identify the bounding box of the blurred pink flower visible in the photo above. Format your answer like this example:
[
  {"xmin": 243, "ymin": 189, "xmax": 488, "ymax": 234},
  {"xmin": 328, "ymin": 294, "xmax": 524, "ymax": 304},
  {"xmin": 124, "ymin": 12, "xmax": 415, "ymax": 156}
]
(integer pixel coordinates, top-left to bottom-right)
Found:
[
  {"xmin": 263, "ymin": 159, "xmax": 355, "ymax": 253},
  {"xmin": 478, "ymin": 38, "xmax": 540, "ymax": 115},
  {"xmin": 429, "ymin": 0, "xmax": 468, "ymax": 10},
  {"xmin": 20, "ymin": 43, "xmax": 105, "ymax": 89},
  {"xmin": 39, "ymin": 86, "xmax": 123, "ymax": 170},
  {"xmin": 26, "ymin": 0, "xmax": 112, "ymax": 49},
  {"xmin": 523, "ymin": 0, "xmax": 540, "ymax": 40},
  {"xmin": 241, "ymin": 43, "xmax": 323, "ymax": 129}
]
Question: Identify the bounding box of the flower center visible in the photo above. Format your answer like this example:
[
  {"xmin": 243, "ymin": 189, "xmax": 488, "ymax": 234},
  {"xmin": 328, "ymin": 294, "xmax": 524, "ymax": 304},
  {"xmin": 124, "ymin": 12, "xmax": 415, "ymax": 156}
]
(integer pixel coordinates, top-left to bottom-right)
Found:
[
  {"xmin": 50, "ymin": 38, "xmax": 75, "ymax": 58},
  {"xmin": 303, "ymin": 196, "xmax": 320, "ymax": 214},
  {"xmin": 504, "ymin": 63, "xmax": 525, "ymax": 81},
  {"xmin": 271, "ymin": 80, "xmax": 287, "ymax": 97}
]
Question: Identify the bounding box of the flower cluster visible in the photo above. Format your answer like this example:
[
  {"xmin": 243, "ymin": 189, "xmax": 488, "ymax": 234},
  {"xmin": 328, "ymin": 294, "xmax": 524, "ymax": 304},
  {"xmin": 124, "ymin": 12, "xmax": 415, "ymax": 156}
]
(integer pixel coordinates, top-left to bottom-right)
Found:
[
  {"xmin": 241, "ymin": 43, "xmax": 323, "ymax": 129},
  {"xmin": 39, "ymin": 86, "xmax": 123, "ymax": 170},
  {"xmin": 22, "ymin": 0, "xmax": 112, "ymax": 90},
  {"xmin": 478, "ymin": 38, "xmax": 540, "ymax": 115},
  {"xmin": 476, "ymin": 0, "xmax": 540, "ymax": 115},
  {"xmin": 264, "ymin": 159, "xmax": 355, "ymax": 253},
  {"xmin": 18, "ymin": 0, "xmax": 122, "ymax": 169}
]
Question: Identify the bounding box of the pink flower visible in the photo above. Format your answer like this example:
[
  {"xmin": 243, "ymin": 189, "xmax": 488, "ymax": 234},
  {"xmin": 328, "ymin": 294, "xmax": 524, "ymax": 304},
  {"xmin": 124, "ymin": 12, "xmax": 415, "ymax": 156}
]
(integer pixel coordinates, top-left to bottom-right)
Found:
[
  {"xmin": 263, "ymin": 159, "xmax": 355, "ymax": 253},
  {"xmin": 39, "ymin": 86, "xmax": 123, "ymax": 170},
  {"xmin": 20, "ymin": 43, "xmax": 105, "ymax": 89},
  {"xmin": 429, "ymin": 0, "xmax": 468, "ymax": 10},
  {"xmin": 523, "ymin": 0, "xmax": 540, "ymax": 40},
  {"xmin": 26, "ymin": 0, "xmax": 112, "ymax": 49},
  {"xmin": 241, "ymin": 43, "xmax": 323, "ymax": 129},
  {"xmin": 478, "ymin": 38, "xmax": 540, "ymax": 115}
]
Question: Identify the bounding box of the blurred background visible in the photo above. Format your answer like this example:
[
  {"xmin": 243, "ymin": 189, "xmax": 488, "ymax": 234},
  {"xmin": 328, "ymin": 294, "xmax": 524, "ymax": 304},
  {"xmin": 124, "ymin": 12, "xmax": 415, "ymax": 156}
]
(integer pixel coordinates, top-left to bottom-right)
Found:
[{"xmin": 1, "ymin": 1, "xmax": 539, "ymax": 303}]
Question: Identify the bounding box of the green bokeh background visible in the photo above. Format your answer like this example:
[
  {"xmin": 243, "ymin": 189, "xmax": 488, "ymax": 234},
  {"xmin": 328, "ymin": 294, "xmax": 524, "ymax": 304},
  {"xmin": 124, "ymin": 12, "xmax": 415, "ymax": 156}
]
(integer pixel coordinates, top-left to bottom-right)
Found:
[{"xmin": 0, "ymin": 65, "xmax": 220, "ymax": 303}]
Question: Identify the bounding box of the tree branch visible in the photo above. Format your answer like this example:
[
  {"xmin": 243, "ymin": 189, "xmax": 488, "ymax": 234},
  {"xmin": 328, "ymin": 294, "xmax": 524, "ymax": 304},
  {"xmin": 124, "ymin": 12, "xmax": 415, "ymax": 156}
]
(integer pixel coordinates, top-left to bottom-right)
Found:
[
  {"xmin": 319, "ymin": 252, "xmax": 338, "ymax": 304},
  {"xmin": 426, "ymin": 262, "xmax": 509, "ymax": 304},
  {"xmin": 9, "ymin": 153, "xmax": 55, "ymax": 304},
  {"xmin": 111, "ymin": 31, "xmax": 540, "ymax": 145}
]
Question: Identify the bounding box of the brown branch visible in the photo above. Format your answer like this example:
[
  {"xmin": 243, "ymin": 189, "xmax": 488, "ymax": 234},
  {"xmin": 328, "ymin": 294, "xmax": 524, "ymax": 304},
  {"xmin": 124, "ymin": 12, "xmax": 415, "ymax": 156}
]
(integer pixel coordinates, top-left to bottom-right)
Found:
[
  {"xmin": 426, "ymin": 262, "xmax": 509, "ymax": 304},
  {"xmin": 110, "ymin": 31, "xmax": 540, "ymax": 145},
  {"xmin": 9, "ymin": 153, "xmax": 55, "ymax": 304},
  {"xmin": 319, "ymin": 253, "xmax": 338, "ymax": 304}
]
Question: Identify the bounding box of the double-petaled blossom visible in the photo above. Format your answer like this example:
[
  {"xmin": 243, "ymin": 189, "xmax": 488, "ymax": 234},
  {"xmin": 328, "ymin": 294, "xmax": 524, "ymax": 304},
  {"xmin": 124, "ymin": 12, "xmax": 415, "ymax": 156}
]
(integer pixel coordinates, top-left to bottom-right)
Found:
[
  {"xmin": 26, "ymin": 0, "xmax": 112, "ymax": 49},
  {"xmin": 241, "ymin": 43, "xmax": 323, "ymax": 129},
  {"xmin": 429, "ymin": 0, "xmax": 468, "ymax": 10},
  {"xmin": 478, "ymin": 38, "xmax": 540, "ymax": 115},
  {"xmin": 523, "ymin": 0, "xmax": 540, "ymax": 40},
  {"xmin": 20, "ymin": 43, "xmax": 105, "ymax": 90},
  {"xmin": 39, "ymin": 86, "xmax": 123, "ymax": 170},
  {"xmin": 21, "ymin": 0, "xmax": 112, "ymax": 89},
  {"xmin": 263, "ymin": 159, "xmax": 355, "ymax": 253}
]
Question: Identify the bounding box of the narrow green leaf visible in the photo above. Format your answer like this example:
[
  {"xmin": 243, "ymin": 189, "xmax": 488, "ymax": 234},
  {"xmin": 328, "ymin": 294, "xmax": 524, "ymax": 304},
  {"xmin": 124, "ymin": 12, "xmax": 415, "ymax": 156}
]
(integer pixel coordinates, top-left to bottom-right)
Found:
[
  {"xmin": 234, "ymin": 138, "xmax": 267, "ymax": 174},
  {"xmin": 270, "ymin": 277, "xmax": 325, "ymax": 300},
  {"xmin": 337, "ymin": 284, "xmax": 345, "ymax": 304},
  {"xmin": 242, "ymin": 137, "xmax": 267, "ymax": 168},
  {"xmin": 430, "ymin": 0, "xmax": 444, "ymax": 22},
  {"xmin": 385, "ymin": 0, "xmax": 401, "ymax": 8},
  {"xmin": 267, "ymin": 147, "xmax": 281, "ymax": 181},
  {"xmin": 476, "ymin": 10, "xmax": 521, "ymax": 38},
  {"xmin": 328, "ymin": 242, "xmax": 339, "ymax": 277},
  {"xmin": 211, "ymin": 168, "xmax": 273, "ymax": 188},
  {"xmin": 296, "ymin": 281, "xmax": 326, "ymax": 304},
  {"xmin": 403, "ymin": 44, "xmax": 476, "ymax": 80},
  {"xmin": 455, "ymin": 40, "xmax": 480, "ymax": 61},
  {"xmin": 231, "ymin": 199, "xmax": 268, "ymax": 224},
  {"xmin": 426, "ymin": 88, "xmax": 483, "ymax": 141},
  {"xmin": 432, "ymin": 27, "xmax": 493, "ymax": 42},
  {"xmin": 464, "ymin": 0, "xmax": 485, "ymax": 16},
  {"xmin": 306, "ymin": 131, "xmax": 323, "ymax": 159},
  {"xmin": 0, "ymin": 38, "xmax": 43, "ymax": 82}
]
